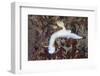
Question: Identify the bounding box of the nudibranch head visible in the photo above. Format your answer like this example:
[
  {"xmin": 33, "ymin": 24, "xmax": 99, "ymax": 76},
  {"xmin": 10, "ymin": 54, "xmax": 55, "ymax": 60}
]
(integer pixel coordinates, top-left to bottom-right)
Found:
[{"xmin": 48, "ymin": 46, "xmax": 55, "ymax": 54}]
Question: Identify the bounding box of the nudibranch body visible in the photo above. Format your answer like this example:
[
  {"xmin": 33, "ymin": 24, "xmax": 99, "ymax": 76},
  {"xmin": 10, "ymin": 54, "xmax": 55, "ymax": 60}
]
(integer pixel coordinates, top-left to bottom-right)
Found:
[{"xmin": 48, "ymin": 21, "xmax": 82, "ymax": 54}]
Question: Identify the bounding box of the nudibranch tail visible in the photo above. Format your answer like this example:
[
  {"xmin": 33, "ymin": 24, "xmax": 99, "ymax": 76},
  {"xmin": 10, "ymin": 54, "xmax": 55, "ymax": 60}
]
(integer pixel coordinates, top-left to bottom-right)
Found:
[{"xmin": 70, "ymin": 33, "xmax": 83, "ymax": 39}]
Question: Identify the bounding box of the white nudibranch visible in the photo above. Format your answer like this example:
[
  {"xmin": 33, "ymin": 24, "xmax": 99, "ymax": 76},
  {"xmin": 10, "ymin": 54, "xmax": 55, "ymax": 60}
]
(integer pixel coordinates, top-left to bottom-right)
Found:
[{"xmin": 48, "ymin": 21, "xmax": 82, "ymax": 54}]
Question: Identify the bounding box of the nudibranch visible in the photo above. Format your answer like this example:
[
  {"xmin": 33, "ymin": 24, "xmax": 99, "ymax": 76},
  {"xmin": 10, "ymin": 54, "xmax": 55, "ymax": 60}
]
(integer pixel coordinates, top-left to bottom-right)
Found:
[{"xmin": 48, "ymin": 21, "xmax": 82, "ymax": 54}]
